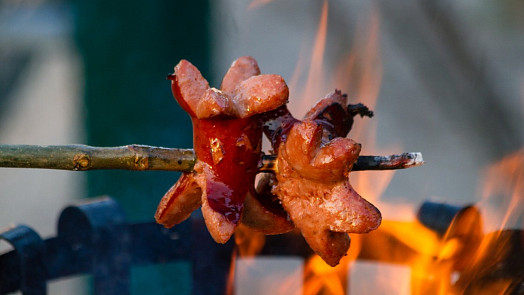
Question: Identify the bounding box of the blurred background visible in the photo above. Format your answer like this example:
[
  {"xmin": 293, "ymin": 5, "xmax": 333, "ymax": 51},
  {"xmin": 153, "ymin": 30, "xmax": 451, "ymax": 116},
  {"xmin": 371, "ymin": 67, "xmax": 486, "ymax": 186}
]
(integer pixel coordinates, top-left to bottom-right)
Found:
[{"xmin": 0, "ymin": 0, "xmax": 523, "ymax": 294}]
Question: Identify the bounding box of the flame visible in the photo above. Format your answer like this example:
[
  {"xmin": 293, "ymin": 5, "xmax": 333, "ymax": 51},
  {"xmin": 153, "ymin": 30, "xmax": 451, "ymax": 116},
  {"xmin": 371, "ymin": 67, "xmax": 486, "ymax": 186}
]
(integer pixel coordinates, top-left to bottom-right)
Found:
[
  {"xmin": 451, "ymin": 148, "xmax": 524, "ymax": 294},
  {"xmin": 332, "ymin": 8, "xmax": 382, "ymax": 121},
  {"xmin": 288, "ymin": 1, "xmax": 383, "ymax": 124},
  {"xmin": 233, "ymin": 1, "xmax": 523, "ymax": 294},
  {"xmin": 478, "ymin": 148, "xmax": 524, "ymax": 232},
  {"xmin": 232, "ymin": 1, "xmax": 389, "ymax": 291},
  {"xmin": 226, "ymin": 250, "xmax": 236, "ymax": 295},
  {"xmin": 228, "ymin": 224, "xmax": 267, "ymax": 294},
  {"xmin": 288, "ymin": 3, "xmax": 392, "ymax": 295},
  {"xmin": 303, "ymin": 0, "xmax": 329, "ymax": 108},
  {"xmin": 351, "ymin": 147, "xmax": 524, "ymax": 295},
  {"xmin": 287, "ymin": 0, "xmax": 392, "ymax": 207},
  {"xmin": 247, "ymin": 0, "xmax": 276, "ymax": 10},
  {"xmin": 288, "ymin": 0, "xmax": 329, "ymax": 117},
  {"xmin": 234, "ymin": 223, "xmax": 266, "ymax": 257},
  {"xmin": 303, "ymin": 255, "xmax": 348, "ymax": 295}
]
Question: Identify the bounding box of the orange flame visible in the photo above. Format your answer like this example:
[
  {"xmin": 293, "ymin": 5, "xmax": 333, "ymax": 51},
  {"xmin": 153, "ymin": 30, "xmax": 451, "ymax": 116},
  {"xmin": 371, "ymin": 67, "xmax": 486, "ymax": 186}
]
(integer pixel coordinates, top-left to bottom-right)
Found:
[
  {"xmin": 290, "ymin": 3, "xmax": 391, "ymax": 295},
  {"xmin": 232, "ymin": 1, "xmax": 390, "ymax": 291},
  {"xmin": 288, "ymin": 0, "xmax": 329, "ymax": 117},
  {"xmin": 247, "ymin": 0, "xmax": 276, "ymax": 10},
  {"xmin": 303, "ymin": 255, "xmax": 348, "ymax": 295},
  {"xmin": 303, "ymin": 0, "xmax": 329, "ymax": 108},
  {"xmin": 229, "ymin": 224, "xmax": 267, "ymax": 294},
  {"xmin": 353, "ymin": 147, "xmax": 524, "ymax": 294},
  {"xmin": 235, "ymin": 1, "xmax": 520, "ymax": 294},
  {"xmin": 234, "ymin": 224, "xmax": 266, "ymax": 257},
  {"xmin": 288, "ymin": 1, "xmax": 383, "ymax": 124},
  {"xmin": 287, "ymin": 1, "xmax": 392, "ymax": 208},
  {"xmin": 452, "ymin": 148, "xmax": 524, "ymax": 294},
  {"xmin": 478, "ymin": 148, "xmax": 524, "ymax": 232}
]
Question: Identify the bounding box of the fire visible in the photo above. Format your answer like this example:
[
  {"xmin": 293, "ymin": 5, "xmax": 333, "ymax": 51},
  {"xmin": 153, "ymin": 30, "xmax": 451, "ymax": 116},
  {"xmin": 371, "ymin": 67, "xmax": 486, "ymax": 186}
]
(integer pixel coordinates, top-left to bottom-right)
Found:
[
  {"xmin": 287, "ymin": 0, "xmax": 329, "ymax": 117},
  {"xmin": 234, "ymin": 224, "xmax": 266, "ymax": 257},
  {"xmin": 478, "ymin": 148, "xmax": 524, "ymax": 232},
  {"xmin": 288, "ymin": 1, "xmax": 383, "ymax": 127},
  {"xmin": 232, "ymin": 1, "xmax": 391, "ymax": 294},
  {"xmin": 455, "ymin": 148, "xmax": 524, "ymax": 294},
  {"xmin": 353, "ymin": 148, "xmax": 524, "ymax": 295},
  {"xmin": 303, "ymin": 255, "xmax": 348, "ymax": 295},
  {"xmin": 230, "ymin": 1, "xmax": 523, "ymax": 294},
  {"xmin": 287, "ymin": 0, "xmax": 392, "ymax": 208},
  {"xmin": 247, "ymin": 0, "xmax": 276, "ymax": 10},
  {"xmin": 289, "ymin": 2, "xmax": 523, "ymax": 292}
]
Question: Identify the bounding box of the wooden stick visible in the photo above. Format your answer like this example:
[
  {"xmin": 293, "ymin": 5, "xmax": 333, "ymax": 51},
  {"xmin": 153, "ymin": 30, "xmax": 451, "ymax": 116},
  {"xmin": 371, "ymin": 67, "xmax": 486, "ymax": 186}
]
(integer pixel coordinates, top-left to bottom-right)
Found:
[
  {"xmin": 258, "ymin": 152, "xmax": 424, "ymax": 172},
  {"xmin": 0, "ymin": 144, "xmax": 195, "ymax": 171},
  {"xmin": 0, "ymin": 144, "xmax": 423, "ymax": 172}
]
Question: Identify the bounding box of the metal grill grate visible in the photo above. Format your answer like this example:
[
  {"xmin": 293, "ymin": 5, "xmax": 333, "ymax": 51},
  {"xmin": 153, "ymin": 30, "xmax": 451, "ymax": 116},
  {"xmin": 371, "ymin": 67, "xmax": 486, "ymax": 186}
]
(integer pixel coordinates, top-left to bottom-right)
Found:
[
  {"xmin": 1, "ymin": 198, "xmax": 522, "ymax": 294},
  {"xmin": 0, "ymin": 197, "xmax": 234, "ymax": 295}
]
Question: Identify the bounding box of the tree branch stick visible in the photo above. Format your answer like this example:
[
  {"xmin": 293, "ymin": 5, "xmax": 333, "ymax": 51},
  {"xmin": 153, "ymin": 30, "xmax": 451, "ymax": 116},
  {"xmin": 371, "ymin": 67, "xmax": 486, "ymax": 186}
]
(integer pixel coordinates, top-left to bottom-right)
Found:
[
  {"xmin": 0, "ymin": 144, "xmax": 423, "ymax": 172},
  {"xmin": 258, "ymin": 152, "xmax": 424, "ymax": 172},
  {"xmin": 0, "ymin": 144, "xmax": 196, "ymax": 171}
]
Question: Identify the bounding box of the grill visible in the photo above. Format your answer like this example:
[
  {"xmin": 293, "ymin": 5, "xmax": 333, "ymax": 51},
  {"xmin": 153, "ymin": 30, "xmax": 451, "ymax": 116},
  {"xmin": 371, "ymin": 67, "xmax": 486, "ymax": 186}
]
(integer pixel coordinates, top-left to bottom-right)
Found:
[
  {"xmin": 0, "ymin": 197, "xmax": 233, "ymax": 295},
  {"xmin": 2, "ymin": 198, "xmax": 522, "ymax": 294}
]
